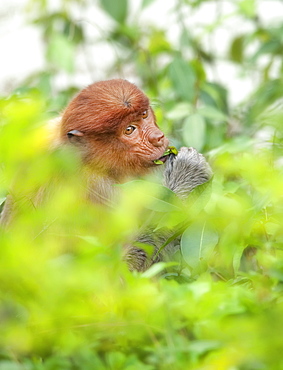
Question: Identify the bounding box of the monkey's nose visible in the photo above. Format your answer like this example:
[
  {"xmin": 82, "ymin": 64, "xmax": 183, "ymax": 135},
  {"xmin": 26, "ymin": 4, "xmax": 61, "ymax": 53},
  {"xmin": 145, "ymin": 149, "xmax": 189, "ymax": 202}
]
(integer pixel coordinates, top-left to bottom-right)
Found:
[{"xmin": 149, "ymin": 130, "xmax": 165, "ymax": 147}]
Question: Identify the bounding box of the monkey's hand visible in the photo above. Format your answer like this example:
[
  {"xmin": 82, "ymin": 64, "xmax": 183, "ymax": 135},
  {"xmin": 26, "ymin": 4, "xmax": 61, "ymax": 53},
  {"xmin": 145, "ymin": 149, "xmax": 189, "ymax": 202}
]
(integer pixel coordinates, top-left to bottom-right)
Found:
[{"xmin": 163, "ymin": 147, "xmax": 212, "ymax": 200}]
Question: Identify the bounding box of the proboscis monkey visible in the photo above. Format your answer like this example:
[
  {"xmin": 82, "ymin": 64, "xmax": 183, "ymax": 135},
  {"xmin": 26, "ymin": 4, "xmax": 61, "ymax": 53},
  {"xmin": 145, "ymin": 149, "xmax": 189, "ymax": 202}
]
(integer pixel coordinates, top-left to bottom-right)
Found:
[{"xmin": 0, "ymin": 79, "xmax": 212, "ymax": 271}]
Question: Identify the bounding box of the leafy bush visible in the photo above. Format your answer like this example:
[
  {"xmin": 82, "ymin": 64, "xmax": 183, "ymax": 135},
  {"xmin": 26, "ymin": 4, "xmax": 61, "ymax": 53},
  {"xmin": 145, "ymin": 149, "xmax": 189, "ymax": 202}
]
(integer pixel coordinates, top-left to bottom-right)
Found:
[{"xmin": 1, "ymin": 0, "xmax": 283, "ymax": 368}]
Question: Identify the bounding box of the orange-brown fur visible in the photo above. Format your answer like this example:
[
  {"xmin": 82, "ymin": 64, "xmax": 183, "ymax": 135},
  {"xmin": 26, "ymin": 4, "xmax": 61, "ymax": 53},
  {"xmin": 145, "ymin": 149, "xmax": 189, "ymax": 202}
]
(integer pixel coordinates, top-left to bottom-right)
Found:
[{"xmin": 60, "ymin": 79, "xmax": 168, "ymax": 183}]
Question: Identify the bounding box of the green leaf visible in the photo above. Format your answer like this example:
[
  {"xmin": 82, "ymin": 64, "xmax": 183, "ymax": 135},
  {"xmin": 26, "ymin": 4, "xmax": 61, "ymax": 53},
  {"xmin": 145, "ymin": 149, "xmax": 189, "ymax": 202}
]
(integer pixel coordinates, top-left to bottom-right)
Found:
[
  {"xmin": 118, "ymin": 180, "xmax": 178, "ymax": 212},
  {"xmin": 238, "ymin": 0, "xmax": 256, "ymax": 18},
  {"xmin": 106, "ymin": 352, "xmax": 126, "ymax": 368},
  {"xmin": 190, "ymin": 59, "xmax": 206, "ymax": 82},
  {"xmin": 141, "ymin": 0, "xmax": 155, "ymax": 9},
  {"xmin": 197, "ymin": 106, "xmax": 228, "ymax": 125},
  {"xmin": 142, "ymin": 262, "xmax": 178, "ymax": 278},
  {"xmin": 0, "ymin": 362, "xmax": 23, "ymax": 370},
  {"xmin": 162, "ymin": 146, "xmax": 178, "ymax": 157},
  {"xmin": 99, "ymin": 0, "xmax": 128, "ymax": 23},
  {"xmin": 230, "ymin": 35, "xmax": 244, "ymax": 63},
  {"xmin": 233, "ymin": 244, "xmax": 246, "ymax": 275},
  {"xmin": 168, "ymin": 146, "xmax": 178, "ymax": 155},
  {"xmin": 188, "ymin": 340, "xmax": 221, "ymax": 355},
  {"xmin": 181, "ymin": 222, "xmax": 218, "ymax": 273},
  {"xmin": 148, "ymin": 30, "xmax": 171, "ymax": 55},
  {"xmin": 200, "ymin": 82, "xmax": 228, "ymax": 112},
  {"xmin": 182, "ymin": 113, "xmax": 206, "ymax": 151},
  {"xmin": 78, "ymin": 235, "xmax": 101, "ymax": 246},
  {"xmin": 253, "ymin": 40, "xmax": 282, "ymax": 61},
  {"xmin": 153, "ymin": 159, "xmax": 164, "ymax": 165},
  {"xmin": 169, "ymin": 58, "xmax": 196, "ymax": 102},
  {"xmin": 147, "ymin": 197, "xmax": 180, "ymax": 213},
  {"xmin": 167, "ymin": 102, "xmax": 193, "ymax": 120},
  {"xmin": 46, "ymin": 33, "xmax": 75, "ymax": 72}
]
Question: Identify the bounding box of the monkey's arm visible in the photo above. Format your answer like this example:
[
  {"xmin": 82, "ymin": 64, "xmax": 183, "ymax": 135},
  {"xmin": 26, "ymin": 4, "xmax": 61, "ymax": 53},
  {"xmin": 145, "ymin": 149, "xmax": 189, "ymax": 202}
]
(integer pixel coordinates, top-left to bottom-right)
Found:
[{"xmin": 125, "ymin": 147, "xmax": 212, "ymax": 272}]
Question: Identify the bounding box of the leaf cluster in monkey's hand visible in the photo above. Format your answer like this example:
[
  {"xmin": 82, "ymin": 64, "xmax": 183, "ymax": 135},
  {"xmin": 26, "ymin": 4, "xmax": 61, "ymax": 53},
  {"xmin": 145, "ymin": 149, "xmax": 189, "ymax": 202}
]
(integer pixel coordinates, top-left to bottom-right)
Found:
[{"xmin": 154, "ymin": 146, "xmax": 178, "ymax": 165}]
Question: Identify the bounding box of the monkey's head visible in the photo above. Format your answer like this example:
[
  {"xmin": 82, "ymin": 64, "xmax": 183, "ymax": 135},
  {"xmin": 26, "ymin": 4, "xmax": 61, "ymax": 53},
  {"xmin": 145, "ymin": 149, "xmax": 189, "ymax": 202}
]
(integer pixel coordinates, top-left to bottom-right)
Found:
[{"xmin": 61, "ymin": 79, "xmax": 169, "ymax": 181}]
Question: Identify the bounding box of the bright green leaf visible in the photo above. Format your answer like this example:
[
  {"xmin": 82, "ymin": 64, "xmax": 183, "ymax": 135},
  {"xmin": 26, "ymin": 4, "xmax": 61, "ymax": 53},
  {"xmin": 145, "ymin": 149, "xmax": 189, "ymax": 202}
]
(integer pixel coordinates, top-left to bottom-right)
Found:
[
  {"xmin": 183, "ymin": 113, "xmax": 206, "ymax": 151},
  {"xmin": 233, "ymin": 244, "xmax": 247, "ymax": 274},
  {"xmin": 238, "ymin": 0, "xmax": 256, "ymax": 18},
  {"xmin": 142, "ymin": 262, "xmax": 178, "ymax": 278},
  {"xmin": 47, "ymin": 33, "xmax": 75, "ymax": 72},
  {"xmin": 148, "ymin": 30, "xmax": 171, "ymax": 55},
  {"xmin": 0, "ymin": 362, "xmax": 23, "ymax": 370}
]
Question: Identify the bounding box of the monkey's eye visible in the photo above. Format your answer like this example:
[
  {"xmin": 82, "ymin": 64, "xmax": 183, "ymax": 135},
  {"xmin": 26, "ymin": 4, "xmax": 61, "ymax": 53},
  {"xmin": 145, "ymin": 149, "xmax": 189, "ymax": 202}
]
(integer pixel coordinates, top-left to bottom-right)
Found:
[
  {"xmin": 124, "ymin": 125, "xmax": 136, "ymax": 135},
  {"xmin": 142, "ymin": 110, "xmax": 148, "ymax": 119}
]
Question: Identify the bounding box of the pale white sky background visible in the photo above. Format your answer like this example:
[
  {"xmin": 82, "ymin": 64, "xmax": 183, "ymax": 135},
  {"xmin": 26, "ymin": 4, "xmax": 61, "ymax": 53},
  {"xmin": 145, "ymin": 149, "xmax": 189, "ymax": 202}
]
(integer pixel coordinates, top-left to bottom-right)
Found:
[{"xmin": 0, "ymin": 0, "xmax": 283, "ymax": 106}]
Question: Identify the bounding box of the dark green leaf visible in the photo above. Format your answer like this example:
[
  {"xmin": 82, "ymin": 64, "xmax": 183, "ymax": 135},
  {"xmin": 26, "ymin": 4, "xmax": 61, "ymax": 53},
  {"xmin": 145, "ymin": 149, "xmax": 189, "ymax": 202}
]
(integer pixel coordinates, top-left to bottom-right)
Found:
[
  {"xmin": 200, "ymin": 82, "xmax": 228, "ymax": 112},
  {"xmin": 253, "ymin": 40, "xmax": 282, "ymax": 60},
  {"xmin": 197, "ymin": 106, "xmax": 228, "ymax": 125},
  {"xmin": 230, "ymin": 35, "xmax": 244, "ymax": 63},
  {"xmin": 99, "ymin": 0, "xmax": 128, "ymax": 23},
  {"xmin": 181, "ymin": 222, "xmax": 218, "ymax": 273},
  {"xmin": 169, "ymin": 57, "xmax": 196, "ymax": 102}
]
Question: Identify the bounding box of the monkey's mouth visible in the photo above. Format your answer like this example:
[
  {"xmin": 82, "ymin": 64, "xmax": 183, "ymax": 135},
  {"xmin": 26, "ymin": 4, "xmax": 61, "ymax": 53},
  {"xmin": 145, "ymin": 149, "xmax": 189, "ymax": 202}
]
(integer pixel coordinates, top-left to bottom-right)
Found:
[
  {"xmin": 153, "ymin": 155, "xmax": 169, "ymax": 165},
  {"xmin": 153, "ymin": 146, "xmax": 178, "ymax": 165}
]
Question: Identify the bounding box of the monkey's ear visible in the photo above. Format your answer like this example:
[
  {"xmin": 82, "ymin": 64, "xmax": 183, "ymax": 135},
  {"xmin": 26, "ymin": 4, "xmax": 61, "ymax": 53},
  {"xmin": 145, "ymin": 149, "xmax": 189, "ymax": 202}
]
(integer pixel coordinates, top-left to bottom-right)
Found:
[
  {"xmin": 67, "ymin": 130, "xmax": 84, "ymax": 143},
  {"xmin": 67, "ymin": 130, "xmax": 84, "ymax": 138}
]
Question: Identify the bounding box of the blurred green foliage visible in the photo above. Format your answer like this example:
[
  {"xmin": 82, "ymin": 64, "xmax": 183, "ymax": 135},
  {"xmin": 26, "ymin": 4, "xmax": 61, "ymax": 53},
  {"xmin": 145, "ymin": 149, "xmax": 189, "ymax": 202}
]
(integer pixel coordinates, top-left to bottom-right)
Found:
[{"xmin": 1, "ymin": 0, "xmax": 283, "ymax": 368}]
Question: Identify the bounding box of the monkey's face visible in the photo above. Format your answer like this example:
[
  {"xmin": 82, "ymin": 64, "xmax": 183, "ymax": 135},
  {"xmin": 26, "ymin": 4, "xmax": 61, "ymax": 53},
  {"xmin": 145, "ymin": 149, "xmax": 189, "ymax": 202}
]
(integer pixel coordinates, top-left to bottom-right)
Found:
[
  {"xmin": 78, "ymin": 107, "xmax": 169, "ymax": 180},
  {"xmin": 61, "ymin": 79, "xmax": 169, "ymax": 180},
  {"xmin": 118, "ymin": 107, "xmax": 169, "ymax": 170}
]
